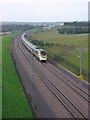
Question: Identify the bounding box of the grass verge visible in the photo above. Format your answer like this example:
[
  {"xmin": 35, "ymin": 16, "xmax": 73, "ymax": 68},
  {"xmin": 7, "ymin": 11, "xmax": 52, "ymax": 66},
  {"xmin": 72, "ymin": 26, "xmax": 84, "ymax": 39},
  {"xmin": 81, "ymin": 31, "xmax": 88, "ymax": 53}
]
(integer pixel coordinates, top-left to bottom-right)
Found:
[
  {"xmin": 30, "ymin": 29, "xmax": 88, "ymax": 82},
  {"xmin": 2, "ymin": 34, "xmax": 33, "ymax": 118},
  {"xmin": 0, "ymin": 36, "xmax": 2, "ymax": 119}
]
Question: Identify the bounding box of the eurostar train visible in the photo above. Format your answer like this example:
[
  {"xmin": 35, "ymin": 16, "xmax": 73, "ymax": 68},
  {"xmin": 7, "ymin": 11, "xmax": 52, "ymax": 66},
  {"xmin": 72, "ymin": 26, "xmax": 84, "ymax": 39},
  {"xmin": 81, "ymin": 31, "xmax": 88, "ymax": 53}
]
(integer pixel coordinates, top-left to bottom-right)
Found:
[{"xmin": 22, "ymin": 33, "xmax": 47, "ymax": 61}]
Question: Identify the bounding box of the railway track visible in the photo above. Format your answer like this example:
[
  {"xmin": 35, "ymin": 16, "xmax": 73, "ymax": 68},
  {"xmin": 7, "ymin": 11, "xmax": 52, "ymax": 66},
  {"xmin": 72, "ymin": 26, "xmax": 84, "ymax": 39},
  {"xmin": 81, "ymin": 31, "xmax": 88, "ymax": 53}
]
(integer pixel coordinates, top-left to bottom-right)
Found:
[
  {"xmin": 15, "ymin": 35, "xmax": 89, "ymax": 119},
  {"xmin": 43, "ymin": 62, "xmax": 89, "ymax": 102}
]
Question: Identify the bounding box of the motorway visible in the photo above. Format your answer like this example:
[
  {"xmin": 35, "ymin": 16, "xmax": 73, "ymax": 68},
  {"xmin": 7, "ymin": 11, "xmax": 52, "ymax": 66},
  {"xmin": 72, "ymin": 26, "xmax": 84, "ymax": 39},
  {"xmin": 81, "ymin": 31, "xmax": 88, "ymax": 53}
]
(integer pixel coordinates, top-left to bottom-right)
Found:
[{"xmin": 11, "ymin": 34, "xmax": 90, "ymax": 118}]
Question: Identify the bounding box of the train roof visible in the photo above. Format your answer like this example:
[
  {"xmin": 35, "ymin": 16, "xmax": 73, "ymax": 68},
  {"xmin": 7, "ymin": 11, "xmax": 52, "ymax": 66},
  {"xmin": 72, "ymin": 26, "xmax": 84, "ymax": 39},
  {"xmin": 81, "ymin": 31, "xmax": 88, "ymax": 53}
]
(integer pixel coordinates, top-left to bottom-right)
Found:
[
  {"xmin": 40, "ymin": 49, "xmax": 47, "ymax": 52},
  {"xmin": 22, "ymin": 33, "xmax": 47, "ymax": 53},
  {"xmin": 35, "ymin": 48, "xmax": 47, "ymax": 52}
]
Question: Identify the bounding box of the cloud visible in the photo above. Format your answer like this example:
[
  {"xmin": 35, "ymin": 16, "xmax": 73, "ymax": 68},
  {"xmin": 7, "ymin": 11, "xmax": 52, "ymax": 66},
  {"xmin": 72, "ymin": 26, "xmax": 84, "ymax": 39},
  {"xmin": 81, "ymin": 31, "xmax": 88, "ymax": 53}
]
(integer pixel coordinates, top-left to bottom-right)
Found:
[{"xmin": 1, "ymin": 0, "xmax": 88, "ymax": 22}]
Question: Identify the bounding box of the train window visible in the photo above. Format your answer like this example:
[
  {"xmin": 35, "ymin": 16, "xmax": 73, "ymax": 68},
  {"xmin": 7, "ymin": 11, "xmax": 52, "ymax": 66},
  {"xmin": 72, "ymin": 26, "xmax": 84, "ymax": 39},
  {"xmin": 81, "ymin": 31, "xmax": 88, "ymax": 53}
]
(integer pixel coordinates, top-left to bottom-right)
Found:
[{"xmin": 40, "ymin": 51, "xmax": 47, "ymax": 55}]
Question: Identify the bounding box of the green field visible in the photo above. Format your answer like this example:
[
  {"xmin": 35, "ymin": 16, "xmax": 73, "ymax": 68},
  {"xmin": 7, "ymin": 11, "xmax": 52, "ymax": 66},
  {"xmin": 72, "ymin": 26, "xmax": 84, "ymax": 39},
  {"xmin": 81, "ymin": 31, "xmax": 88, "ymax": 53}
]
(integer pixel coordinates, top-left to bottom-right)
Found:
[
  {"xmin": 0, "ymin": 36, "xmax": 2, "ymax": 119},
  {"xmin": 34, "ymin": 30, "xmax": 88, "ymax": 47},
  {"xmin": 2, "ymin": 34, "xmax": 33, "ymax": 118},
  {"xmin": 31, "ymin": 28, "xmax": 88, "ymax": 82}
]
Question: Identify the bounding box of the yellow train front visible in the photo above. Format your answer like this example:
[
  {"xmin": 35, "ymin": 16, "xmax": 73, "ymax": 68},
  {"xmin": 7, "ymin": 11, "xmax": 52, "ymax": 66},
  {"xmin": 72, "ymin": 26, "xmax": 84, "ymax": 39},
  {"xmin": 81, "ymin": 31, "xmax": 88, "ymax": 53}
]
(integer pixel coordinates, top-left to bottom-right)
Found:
[{"xmin": 33, "ymin": 48, "xmax": 47, "ymax": 62}]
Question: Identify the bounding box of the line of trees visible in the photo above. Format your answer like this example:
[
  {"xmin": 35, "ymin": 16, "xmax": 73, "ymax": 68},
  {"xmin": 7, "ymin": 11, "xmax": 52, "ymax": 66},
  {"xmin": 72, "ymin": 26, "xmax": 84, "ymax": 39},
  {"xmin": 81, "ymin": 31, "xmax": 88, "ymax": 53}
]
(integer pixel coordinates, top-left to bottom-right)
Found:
[
  {"xmin": 57, "ymin": 21, "xmax": 89, "ymax": 34},
  {"xmin": 57, "ymin": 27, "xmax": 88, "ymax": 34},
  {"xmin": 64, "ymin": 21, "xmax": 88, "ymax": 27},
  {"xmin": 1, "ymin": 24, "xmax": 35, "ymax": 32}
]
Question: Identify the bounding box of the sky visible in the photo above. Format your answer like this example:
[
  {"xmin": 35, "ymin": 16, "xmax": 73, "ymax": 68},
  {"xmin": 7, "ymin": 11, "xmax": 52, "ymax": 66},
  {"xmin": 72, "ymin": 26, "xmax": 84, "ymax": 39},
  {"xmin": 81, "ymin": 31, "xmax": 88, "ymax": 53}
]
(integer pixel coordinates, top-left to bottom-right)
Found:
[{"xmin": 1, "ymin": 0, "xmax": 89, "ymax": 22}]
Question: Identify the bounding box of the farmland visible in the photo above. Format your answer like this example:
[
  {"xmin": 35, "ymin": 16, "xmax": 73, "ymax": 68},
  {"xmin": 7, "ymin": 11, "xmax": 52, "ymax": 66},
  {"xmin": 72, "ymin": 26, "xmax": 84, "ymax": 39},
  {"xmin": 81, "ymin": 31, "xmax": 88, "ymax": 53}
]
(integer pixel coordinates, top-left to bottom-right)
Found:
[
  {"xmin": 30, "ymin": 28, "xmax": 88, "ymax": 82},
  {"xmin": 2, "ymin": 34, "xmax": 33, "ymax": 118}
]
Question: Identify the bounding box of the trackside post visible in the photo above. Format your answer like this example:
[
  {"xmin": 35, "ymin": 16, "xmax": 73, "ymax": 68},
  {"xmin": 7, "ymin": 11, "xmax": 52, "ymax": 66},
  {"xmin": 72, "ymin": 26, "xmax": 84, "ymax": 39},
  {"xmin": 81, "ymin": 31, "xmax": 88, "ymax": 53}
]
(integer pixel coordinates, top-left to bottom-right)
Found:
[{"xmin": 79, "ymin": 48, "xmax": 84, "ymax": 80}]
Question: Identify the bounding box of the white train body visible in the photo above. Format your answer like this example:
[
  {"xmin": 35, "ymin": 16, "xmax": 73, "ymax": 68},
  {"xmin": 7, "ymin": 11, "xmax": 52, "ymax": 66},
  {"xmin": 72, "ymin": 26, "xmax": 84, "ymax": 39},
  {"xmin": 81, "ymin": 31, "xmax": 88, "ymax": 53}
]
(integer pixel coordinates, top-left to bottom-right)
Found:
[{"xmin": 22, "ymin": 33, "xmax": 47, "ymax": 61}]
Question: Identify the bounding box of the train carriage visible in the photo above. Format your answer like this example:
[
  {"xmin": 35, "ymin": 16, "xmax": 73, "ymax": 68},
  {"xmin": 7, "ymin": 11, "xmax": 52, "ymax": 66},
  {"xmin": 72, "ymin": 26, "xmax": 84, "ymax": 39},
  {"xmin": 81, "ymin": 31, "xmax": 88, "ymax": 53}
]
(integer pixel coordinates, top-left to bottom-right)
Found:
[{"xmin": 22, "ymin": 33, "xmax": 47, "ymax": 61}]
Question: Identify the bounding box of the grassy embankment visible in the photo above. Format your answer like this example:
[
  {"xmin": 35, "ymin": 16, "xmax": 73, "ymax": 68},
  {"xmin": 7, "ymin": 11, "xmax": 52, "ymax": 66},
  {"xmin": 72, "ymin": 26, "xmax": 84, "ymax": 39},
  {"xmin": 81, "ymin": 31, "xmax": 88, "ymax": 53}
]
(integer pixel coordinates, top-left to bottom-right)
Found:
[
  {"xmin": 2, "ymin": 34, "xmax": 33, "ymax": 118},
  {"xmin": 0, "ymin": 36, "xmax": 2, "ymax": 119},
  {"xmin": 30, "ymin": 28, "xmax": 88, "ymax": 82}
]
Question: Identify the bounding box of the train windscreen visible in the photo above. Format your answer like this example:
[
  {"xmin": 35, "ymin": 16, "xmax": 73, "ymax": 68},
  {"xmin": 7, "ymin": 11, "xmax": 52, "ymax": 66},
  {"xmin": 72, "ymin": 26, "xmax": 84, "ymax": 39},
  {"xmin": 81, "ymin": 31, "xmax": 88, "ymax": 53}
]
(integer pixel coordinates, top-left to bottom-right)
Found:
[{"xmin": 40, "ymin": 51, "xmax": 47, "ymax": 55}]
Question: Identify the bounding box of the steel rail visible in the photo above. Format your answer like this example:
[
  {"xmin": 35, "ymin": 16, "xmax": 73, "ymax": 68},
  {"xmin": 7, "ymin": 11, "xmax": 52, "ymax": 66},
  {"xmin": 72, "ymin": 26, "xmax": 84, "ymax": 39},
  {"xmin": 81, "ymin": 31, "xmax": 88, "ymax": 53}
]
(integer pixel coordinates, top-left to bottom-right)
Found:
[
  {"xmin": 46, "ymin": 62, "xmax": 89, "ymax": 97},
  {"xmin": 42, "ymin": 63, "xmax": 89, "ymax": 102},
  {"xmin": 16, "ymin": 37, "xmax": 88, "ymax": 119}
]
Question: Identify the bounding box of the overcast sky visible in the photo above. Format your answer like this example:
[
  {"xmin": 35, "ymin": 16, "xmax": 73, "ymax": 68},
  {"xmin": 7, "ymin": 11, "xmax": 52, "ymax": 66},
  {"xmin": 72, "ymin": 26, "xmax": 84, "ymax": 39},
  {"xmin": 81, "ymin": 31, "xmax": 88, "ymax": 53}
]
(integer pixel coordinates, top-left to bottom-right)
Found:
[{"xmin": 1, "ymin": 0, "xmax": 89, "ymax": 22}]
